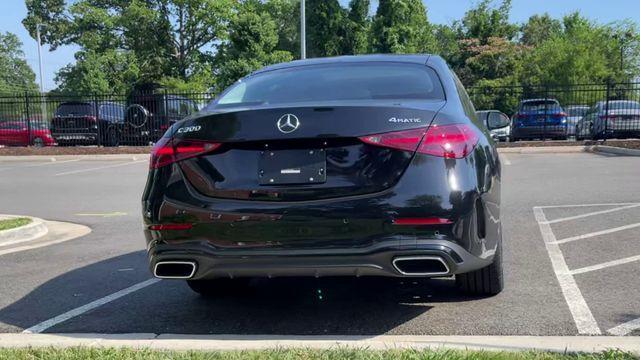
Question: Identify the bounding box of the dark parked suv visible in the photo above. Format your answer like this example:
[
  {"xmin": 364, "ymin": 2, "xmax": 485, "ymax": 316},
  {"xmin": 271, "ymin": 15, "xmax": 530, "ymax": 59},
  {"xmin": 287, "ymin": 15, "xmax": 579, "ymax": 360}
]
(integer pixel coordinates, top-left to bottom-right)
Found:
[
  {"xmin": 51, "ymin": 101, "xmax": 125, "ymax": 146},
  {"xmin": 511, "ymin": 99, "xmax": 568, "ymax": 141},
  {"xmin": 142, "ymin": 55, "xmax": 504, "ymax": 297},
  {"xmin": 121, "ymin": 94, "xmax": 199, "ymax": 145}
]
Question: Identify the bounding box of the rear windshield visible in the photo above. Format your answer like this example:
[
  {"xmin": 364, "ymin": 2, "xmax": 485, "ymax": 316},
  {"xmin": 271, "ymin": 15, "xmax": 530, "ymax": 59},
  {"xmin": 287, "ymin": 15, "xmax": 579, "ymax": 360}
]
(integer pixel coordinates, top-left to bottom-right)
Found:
[
  {"xmin": 55, "ymin": 103, "xmax": 94, "ymax": 117},
  {"xmin": 607, "ymin": 101, "xmax": 640, "ymax": 110},
  {"xmin": 520, "ymin": 100, "xmax": 561, "ymax": 112},
  {"xmin": 566, "ymin": 106, "xmax": 589, "ymax": 117},
  {"xmin": 210, "ymin": 63, "xmax": 445, "ymax": 108}
]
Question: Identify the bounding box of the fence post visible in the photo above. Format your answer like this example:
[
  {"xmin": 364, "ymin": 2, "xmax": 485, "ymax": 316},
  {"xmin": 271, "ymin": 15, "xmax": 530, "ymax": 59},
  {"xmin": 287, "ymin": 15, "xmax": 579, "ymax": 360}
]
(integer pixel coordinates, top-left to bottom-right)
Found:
[
  {"xmin": 604, "ymin": 81, "xmax": 612, "ymax": 142},
  {"xmin": 543, "ymin": 85, "xmax": 549, "ymax": 141},
  {"xmin": 94, "ymin": 94, "xmax": 101, "ymax": 146},
  {"xmin": 163, "ymin": 88, "xmax": 169, "ymax": 140},
  {"xmin": 24, "ymin": 91, "xmax": 32, "ymax": 146}
]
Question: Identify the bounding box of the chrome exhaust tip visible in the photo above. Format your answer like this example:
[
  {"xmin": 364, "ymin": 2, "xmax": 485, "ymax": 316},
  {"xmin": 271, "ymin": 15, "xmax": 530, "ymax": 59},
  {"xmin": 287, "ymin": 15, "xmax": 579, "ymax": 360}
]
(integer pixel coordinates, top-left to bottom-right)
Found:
[
  {"xmin": 392, "ymin": 256, "xmax": 450, "ymax": 276},
  {"xmin": 153, "ymin": 261, "xmax": 197, "ymax": 279}
]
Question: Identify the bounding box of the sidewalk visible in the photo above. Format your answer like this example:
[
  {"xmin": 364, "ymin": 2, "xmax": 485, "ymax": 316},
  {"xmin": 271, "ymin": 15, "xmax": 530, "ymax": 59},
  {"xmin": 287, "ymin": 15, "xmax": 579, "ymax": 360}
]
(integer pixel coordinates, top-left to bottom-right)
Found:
[{"xmin": 0, "ymin": 334, "xmax": 638, "ymax": 353}]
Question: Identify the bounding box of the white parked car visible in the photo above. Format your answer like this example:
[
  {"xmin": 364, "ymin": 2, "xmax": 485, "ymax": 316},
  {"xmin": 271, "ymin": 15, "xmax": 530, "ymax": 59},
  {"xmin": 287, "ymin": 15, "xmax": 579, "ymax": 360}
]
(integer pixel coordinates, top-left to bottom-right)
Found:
[{"xmin": 477, "ymin": 110, "xmax": 511, "ymax": 142}]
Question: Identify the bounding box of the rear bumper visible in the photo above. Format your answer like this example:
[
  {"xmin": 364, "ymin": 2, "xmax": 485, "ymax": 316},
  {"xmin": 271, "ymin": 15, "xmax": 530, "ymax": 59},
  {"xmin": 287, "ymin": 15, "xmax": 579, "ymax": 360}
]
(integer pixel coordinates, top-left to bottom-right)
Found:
[
  {"xmin": 594, "ymin": 128, "xmax": 640, "ymax": 139},
  {"xmin": 512, "ymin": 126, "xmax": 566, "ymax": 138},
  {"xmin": 147, "ymin": 238, "xmax": 493, "ymax": 279},
  {"xmin": 52, "ymin": 132, "xmax": 97, "ymax": 141}
]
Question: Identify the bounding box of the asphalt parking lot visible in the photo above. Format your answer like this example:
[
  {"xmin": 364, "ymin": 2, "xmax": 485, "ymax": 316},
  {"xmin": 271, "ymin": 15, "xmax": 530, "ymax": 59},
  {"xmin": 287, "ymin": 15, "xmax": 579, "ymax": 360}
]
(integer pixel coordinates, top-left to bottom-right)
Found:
[{"xmin": 0, "ymin": 152, "xmax": 638, "ymax": 336}]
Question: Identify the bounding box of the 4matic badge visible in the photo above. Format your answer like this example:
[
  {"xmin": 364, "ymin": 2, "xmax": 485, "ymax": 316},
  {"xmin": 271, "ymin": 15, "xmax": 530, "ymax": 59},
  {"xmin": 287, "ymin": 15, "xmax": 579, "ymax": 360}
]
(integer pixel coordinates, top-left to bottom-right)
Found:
[{"xmin": 388, "ymin": 117, "xmax": 421, "ymax": 123}]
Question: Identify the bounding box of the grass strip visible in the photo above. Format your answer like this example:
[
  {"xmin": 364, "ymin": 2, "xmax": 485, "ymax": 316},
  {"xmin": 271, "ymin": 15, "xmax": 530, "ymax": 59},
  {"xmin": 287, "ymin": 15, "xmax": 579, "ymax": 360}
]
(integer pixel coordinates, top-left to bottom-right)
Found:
[
  {"xmin": 0, "ymin": 348, "xmax": 636, "ymax": 360},
  {"xmin": 0, "ymin": 217, "xmax": 31, "ymax": 231}
]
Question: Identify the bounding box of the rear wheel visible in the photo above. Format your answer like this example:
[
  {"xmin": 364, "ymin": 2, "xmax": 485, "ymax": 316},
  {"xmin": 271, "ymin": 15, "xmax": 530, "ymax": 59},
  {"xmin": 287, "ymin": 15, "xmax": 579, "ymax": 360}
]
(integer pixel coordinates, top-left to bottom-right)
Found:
[
  {"xmin": 186, "ymin": 278, "xmax": 251, "ymax": 297},
  {"xmin": 32, "ymin": 137, "xmax": 44, "ymax": 147},
  {"xmin": 456, "ymin": 240, "xmax": 504, "ymax": 296}
]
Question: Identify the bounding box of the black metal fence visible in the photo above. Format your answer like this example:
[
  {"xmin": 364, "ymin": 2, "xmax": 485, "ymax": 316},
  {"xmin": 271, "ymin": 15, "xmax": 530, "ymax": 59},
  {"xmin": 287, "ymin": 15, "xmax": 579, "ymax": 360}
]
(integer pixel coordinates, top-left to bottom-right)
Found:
[
  {"xmin": 0, "ymin": 90, "xmax": 215, "ymax": 147},
  {"xmin": 468, "ymin": 82, "xmax": 640, "ymax": 141},
  {"xmin": 1, "ymin": 82, "xmax": 640, "ymax": 147}
]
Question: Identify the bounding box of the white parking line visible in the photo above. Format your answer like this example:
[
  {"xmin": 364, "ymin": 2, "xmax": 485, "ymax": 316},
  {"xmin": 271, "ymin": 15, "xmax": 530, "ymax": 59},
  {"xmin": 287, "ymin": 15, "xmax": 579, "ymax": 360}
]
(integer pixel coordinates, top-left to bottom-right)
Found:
[
  {"xmin": 537, "ymin": 203, "xmax": 640, "ymax": 209},
  {"xmin": 608, "ymin": 317, "xmax": 640, "ymax": 336},
  {"xmin": 552, "ymin": 222, "xmax": 640, "ymax": 245},
  {"xmin": 23, "ymin": 159, "xmax": 81, "ymax": 167},
  {"xmin": 54, "ymin": 160, "xmax": 146, "ymax": 176},
  {"xmin": 542, "ymin": 204, "xmax": 640, "ymax": 224},
  {"xmin": 533, "ymin": 207, "xmax": 601, "ymax": 335},
  {"xmin": 570, "ymin": 255, "xmax": 640, "ymax": 275},
  {"xmin": 22, "ymin": 278, "xmax": 161, "ymax": 334}
]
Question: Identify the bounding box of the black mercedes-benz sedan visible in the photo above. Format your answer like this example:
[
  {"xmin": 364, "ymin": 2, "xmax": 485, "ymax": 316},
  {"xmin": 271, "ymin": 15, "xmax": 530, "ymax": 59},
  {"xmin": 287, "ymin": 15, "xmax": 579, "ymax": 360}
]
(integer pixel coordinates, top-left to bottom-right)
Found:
[{"xmin": 142, "ymin": 54, "xmax": 504, "ymax": 297}]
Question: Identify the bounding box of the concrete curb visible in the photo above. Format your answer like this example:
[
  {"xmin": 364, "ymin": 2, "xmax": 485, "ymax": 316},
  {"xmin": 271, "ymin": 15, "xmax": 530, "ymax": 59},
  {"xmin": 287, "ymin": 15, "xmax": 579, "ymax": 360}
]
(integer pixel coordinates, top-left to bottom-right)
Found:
[
  {"xmin": 587, "ymin": 145, "xmax": 640, "ymax": 157},
  {"xmin": 497, "ymin": 146, "xmax": 586, "ymax": 154},
  {"xmin": 0, "ymin": 220, "xmax": 91, "ymax": 257},
  {"xmin": 0, "ymin": 154, "xmax": 150, "ymax": 162},
  {"xmin": 0, "ymin": 334, "xmax": 638, "ymax": 353},
  {"xmin": 0, "ymin": 215, "xmax": 48, "ymax": 246}
]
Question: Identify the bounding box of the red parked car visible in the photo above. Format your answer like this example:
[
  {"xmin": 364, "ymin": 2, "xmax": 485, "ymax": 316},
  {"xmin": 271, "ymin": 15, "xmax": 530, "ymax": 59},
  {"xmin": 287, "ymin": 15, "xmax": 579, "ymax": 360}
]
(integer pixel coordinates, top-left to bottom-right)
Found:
[{"xmin": 0, "ymin": 121, "xmax": 56, "ymax": 147}]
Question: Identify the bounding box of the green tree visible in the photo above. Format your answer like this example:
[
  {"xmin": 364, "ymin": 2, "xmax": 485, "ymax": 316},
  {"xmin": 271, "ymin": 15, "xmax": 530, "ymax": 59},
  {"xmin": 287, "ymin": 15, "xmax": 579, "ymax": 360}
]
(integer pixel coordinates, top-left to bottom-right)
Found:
[
  {"xmin": 215, "ymin": 5, "xmax": 293, "ymax": 91},
  {"xmin": 457, "ymin": 0, "xmax": 518, "ymax": 44},
  {"xmin": 264, "ymin": 0, "xmax": 301, "ymax": 58},
  {"xmin": 343, "ymin": 0, "xmax": 370, "ymax": 54},
  {"xmin": 54, "ymin": 50, "xmax": 140, "ymax": 94},
  {"xmin": 521, "ymin": 14, "xmax": 562, "ymax": 46},
  {"xmin": 370, "ymin": 0, "xmax": 435, "ymax": 54},
  {"xmin": 24, "ymin": 0, "xmax": 233, "ymax": 92},
  {"xmin": 520, "ymin": 13, "xmax": 628, "ymax": 87},
  {"xmin": 0, "ymin": 32, "xmax": 38, "ymax": 94},
  {"xmin": 306, "ymin": 0, "xmax": 347, "ymax": 57}
]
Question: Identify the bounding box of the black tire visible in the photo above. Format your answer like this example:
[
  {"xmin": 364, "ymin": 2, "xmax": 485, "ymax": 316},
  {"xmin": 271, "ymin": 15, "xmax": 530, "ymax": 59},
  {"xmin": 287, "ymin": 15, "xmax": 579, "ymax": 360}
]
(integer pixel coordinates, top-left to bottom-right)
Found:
[
  {"xmin": 456, "ymin": 240, "xmax": 504, "ymax": 296},
  {"xmin": 104, "ymin": 127, "xmax": 119, "ymax": 147},
  {"xmin": 186, "ymin": 278, "xmax": 251, "ymax": 297},
  {"xmin": 32, "ymin": 137, "xmax": 44, "ymax": 148}
]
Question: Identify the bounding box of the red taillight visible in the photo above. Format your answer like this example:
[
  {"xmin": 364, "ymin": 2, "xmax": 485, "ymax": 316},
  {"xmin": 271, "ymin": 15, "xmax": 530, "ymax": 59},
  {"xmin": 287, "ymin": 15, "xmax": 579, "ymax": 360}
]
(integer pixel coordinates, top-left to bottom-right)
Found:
[
  {"xmin": 359, "ymin": 127, "xmax": 426, "ymax": 153},
  {"xmin": 392, "ymin": 217, "xmax": 453, "ymax": 226},
  {"xmin": 148, "ymin": 223, "xmax": 193, "ymax": 231},
  {"xmin": 552, "ymin": 112, "xmax": 568, "ymax": 118},
  {"xmin": 150, "ymin": 138, "xmax": 221, "ymax": 169},
  {"xmin": 85, "ymin": 116, "xmax": 97, "ymax": 122},
  {"xmin": 359, "ymin": 124, "xmax": 479, "ymax": 159}
]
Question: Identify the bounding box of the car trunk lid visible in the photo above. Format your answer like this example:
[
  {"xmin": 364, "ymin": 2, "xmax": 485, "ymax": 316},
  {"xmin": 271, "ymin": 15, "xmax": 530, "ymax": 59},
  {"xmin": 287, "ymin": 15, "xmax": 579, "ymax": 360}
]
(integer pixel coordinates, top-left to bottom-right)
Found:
[{"xmin": 173, "ymin": 101, "xmax": 444, "ymax": 201}]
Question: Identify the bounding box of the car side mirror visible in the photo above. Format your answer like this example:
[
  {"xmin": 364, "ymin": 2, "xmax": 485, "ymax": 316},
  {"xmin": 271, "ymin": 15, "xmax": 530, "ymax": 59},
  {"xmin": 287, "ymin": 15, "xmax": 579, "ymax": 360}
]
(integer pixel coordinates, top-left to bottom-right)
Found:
[{"xmin": 487, "ymin": 111, "xmax": 510, "ymax": 130}]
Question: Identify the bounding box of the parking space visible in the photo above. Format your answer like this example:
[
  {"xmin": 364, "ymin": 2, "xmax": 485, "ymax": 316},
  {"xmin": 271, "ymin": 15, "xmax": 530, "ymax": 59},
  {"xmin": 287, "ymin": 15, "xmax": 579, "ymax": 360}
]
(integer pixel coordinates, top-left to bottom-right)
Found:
[
  {"xmin": 0, "ymin": 152, "xmax": 639, "ymax": 336},
  {"xmin": 534, "ymin": 203, "xmax": 640, "ymax": 336}
]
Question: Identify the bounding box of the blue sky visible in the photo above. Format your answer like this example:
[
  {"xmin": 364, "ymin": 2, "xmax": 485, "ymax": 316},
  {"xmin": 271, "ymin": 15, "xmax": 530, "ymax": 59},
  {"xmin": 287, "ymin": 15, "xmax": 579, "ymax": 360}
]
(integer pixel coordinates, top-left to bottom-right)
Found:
[{"xmin": 1, "ymin": 0, "xmax": 639, "ymax": 91}]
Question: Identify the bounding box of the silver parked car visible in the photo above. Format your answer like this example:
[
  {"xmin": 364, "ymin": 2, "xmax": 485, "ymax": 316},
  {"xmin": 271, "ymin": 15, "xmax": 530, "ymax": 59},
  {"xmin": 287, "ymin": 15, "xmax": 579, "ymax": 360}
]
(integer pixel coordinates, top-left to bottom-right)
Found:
[
  {"xmin": 576, "ymin": 101, "xmax": 640, "ymax": 140},
  {"xmin": 564, "ymin": 105, "xmax": 589, "ymax": 136}
]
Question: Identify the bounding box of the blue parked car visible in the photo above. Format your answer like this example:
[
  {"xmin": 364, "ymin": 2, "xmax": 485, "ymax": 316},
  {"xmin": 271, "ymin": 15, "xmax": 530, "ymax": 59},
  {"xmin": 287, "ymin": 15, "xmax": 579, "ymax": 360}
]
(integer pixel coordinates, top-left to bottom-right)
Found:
[{"xmin": 511, "ymin": 99, "xmax": 568, "ymax": 141}]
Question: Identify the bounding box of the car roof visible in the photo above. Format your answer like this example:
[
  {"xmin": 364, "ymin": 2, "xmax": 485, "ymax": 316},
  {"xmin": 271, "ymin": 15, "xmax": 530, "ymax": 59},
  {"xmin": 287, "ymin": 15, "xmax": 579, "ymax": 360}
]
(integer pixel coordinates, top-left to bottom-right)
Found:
[
  {"xmin": 251, "ymin": 54, "xmax": 434, "ymax": 76},
  {"xmin": 520, "ymin": 98, "xmax": 560, "ymax": 103}
]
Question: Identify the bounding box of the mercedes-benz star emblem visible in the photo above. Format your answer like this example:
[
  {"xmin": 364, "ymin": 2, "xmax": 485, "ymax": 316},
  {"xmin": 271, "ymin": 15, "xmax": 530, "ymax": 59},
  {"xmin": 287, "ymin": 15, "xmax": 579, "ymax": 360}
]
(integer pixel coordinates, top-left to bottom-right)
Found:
[{"xmin": 276, "ymin": 114, "xmax": 300, "ymax": 134}]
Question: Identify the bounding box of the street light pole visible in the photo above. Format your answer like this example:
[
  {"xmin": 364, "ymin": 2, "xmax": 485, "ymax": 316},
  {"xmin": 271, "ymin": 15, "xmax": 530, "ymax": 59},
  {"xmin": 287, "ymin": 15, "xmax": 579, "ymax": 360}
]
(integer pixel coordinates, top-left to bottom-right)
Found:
[
  {"xmin": 35, "ymin": 23, "xmax": 47, "ymax": 132},
  {"xmin": 300, "ymin": 0, "xmax": 306, "ymax": 59},
  {"xmin": 36, "ymin": 24, "xmax": 45, "ymax": 94}
]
